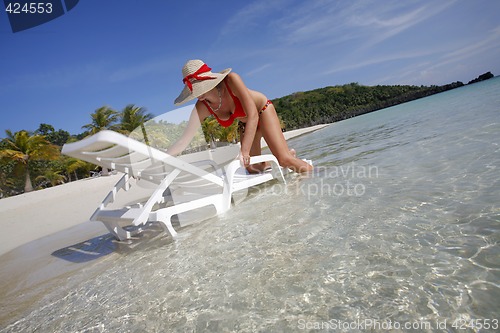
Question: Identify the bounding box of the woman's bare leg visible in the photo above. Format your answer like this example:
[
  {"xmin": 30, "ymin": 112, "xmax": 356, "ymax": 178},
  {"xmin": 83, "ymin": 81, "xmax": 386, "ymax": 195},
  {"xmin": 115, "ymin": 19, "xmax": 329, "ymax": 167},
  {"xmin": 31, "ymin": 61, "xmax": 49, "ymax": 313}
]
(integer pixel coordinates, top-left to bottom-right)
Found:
[
  {"xmin": 246, "ymin": 126, "xmax": 269, "ymax": 173},
  {"xmin": 259, "ymin": 104, "xmax": 313, "ymax": 172}
]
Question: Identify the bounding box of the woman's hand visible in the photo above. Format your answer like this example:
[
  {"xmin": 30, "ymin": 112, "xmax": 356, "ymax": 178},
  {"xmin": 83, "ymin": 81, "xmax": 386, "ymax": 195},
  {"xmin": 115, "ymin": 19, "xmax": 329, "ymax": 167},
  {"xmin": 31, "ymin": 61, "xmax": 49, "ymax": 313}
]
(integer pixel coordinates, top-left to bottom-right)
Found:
[{"xmin": 238, "ymin": 151, "xmax": 251, "ymax": 166}]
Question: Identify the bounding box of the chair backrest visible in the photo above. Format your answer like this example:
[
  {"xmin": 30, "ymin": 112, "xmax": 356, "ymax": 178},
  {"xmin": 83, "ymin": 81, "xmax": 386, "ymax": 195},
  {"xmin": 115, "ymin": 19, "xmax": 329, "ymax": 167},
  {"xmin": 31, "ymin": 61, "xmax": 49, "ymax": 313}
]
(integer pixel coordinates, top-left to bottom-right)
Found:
[{"xmin": 62, "ymin": 130, "xmax": 224, "ymax": 187}]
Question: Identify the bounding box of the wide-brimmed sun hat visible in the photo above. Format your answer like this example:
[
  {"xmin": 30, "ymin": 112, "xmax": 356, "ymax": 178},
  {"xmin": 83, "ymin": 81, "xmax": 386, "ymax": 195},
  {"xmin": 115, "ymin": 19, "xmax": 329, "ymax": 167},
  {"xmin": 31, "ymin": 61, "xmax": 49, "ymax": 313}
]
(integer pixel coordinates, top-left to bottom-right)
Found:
[{"xmin": 174, "ymin": 59, "xmax": 232, "ymax": 105}]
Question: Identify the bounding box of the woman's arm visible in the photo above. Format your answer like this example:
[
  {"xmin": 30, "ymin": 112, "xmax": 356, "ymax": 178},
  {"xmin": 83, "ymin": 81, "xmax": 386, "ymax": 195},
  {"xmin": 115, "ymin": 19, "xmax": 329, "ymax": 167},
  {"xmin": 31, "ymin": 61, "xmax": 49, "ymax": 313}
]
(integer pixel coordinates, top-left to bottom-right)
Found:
[
  {"xmin": 226, "ymin": 73, "xmax": 259, "ymax": 166},
  {"xmin": 166, "ymin": 103, "xmax": 208, "ymax": 156}
]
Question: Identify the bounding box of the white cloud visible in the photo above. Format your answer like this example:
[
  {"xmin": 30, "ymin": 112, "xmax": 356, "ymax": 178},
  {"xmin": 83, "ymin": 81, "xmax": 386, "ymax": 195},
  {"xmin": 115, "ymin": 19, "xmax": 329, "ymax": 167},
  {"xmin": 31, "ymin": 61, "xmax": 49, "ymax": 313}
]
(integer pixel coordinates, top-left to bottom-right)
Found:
[
  {"xmin": 359, "ymin": 0, "xmax": 457, "ymax": 48},
  {"xmin": 271, "ymin": 0, "xmax": 456, "ymax": 49},
  {"xmin": 324, "ymin": 49, "xmax": 439, "ymax": 76},
  {"xmin": 218, "ymin": 0, "xmax": 289, "ymax": 38},
  {"xmin": 441, "ymin": 25, "xmax": 500, "ymax": 63},
  {"xmin": 245, "ymin": 63, "xmax": 273, "ymax": 77},
  {"xmin": 209, "ymin": 0, "xmax": 496, "ymax": 90},
  {"xmin": 395, "ymin": 25, "xmax": 500, "ymax": 84}
]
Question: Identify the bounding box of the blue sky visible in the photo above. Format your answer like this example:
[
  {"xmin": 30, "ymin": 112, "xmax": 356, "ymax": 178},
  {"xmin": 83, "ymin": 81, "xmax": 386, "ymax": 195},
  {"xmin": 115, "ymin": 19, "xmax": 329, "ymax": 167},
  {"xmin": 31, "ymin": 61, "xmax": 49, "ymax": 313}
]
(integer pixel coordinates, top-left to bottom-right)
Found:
[{"xmin": 1, "ymin": 0, "xmax": 500, "ymax": 136}]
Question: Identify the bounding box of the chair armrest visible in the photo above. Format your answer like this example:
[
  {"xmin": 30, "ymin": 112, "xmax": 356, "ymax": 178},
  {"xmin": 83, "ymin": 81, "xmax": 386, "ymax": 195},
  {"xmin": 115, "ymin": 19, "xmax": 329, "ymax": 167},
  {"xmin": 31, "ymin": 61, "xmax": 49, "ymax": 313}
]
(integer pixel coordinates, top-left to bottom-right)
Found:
[
  {"xmin": 248, "ymin": 154, "xmax": 280, "ymax": 166},
  {"xmin": 224, "ymin": 154, "xmax": 285, "ymax": 187}
]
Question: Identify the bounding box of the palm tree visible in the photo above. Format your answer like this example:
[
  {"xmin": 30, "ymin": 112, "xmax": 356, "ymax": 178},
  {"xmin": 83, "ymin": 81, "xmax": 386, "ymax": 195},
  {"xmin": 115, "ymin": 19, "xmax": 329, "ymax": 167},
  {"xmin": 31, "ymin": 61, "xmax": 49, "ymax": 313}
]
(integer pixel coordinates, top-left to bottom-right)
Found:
[
  {"xmin": 202, "ymin": 118, "xmax": 221, "ymax": 148},
  {"xmin": 60, "ymin": 156, "xmax": 92, "ymax": 181},
  {"xmin": 0, "ymin": 170, "xmax": 15, "ymax": 198},
  {"xmin": 120, "ymin": 104, "xmax": 154, "ymax": 134},
  {"xmin": 35, "ymin": 170, "xmax": 66, "ymax": 188},
  {"xmin": 81, "ymin": 106, "xmax": 119, "ymax": 135},
  {"xmin": 0, "ymin": 130, "xmax": 60, "ymax": 192},
  {"xmin": 219, "ymin": 122, "xmax": 239, "ymax": 143}
]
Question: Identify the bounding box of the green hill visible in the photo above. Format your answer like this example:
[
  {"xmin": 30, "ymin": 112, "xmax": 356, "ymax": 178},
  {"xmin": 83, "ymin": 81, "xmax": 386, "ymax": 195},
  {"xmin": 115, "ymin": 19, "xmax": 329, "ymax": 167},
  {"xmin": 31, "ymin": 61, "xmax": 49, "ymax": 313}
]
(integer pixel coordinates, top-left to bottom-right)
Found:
[{"xmin": 274, "ymin": 81, "xmax": 464, "ymax": 130}]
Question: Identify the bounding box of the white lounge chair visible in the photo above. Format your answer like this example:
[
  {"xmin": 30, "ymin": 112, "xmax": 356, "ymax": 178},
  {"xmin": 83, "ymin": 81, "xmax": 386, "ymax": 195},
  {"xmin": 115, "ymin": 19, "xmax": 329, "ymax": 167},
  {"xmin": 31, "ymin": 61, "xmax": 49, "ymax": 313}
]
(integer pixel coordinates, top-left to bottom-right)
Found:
[{"xmin": 61, "ymin": 130, "xmax": 286, "ymax": 240}]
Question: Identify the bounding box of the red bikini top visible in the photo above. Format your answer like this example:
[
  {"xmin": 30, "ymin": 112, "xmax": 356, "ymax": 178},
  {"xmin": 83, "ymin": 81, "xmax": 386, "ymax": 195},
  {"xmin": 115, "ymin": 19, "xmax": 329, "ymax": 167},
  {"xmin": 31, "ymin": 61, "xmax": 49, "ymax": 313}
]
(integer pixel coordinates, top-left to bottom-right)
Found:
[{"xmin": 202, "ymin": 81, "xmax": 246, "ymax": 128}]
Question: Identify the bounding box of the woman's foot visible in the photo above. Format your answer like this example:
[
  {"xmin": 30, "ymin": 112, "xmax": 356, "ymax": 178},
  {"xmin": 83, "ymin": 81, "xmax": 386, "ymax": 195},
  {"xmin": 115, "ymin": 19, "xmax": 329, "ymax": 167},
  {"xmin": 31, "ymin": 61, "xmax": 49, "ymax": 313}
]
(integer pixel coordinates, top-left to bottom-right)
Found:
[{"xmin": 247, "ymin": 161, "xmax": 271, "ymax": 173}]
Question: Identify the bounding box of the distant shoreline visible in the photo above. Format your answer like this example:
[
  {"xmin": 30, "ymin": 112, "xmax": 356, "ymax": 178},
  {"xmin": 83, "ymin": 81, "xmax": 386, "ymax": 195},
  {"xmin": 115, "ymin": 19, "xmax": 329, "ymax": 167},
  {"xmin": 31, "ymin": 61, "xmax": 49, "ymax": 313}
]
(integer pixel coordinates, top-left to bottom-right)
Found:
[{"xmin": 262, "ymin": 123, "xmax": 329, "ymax": 147}]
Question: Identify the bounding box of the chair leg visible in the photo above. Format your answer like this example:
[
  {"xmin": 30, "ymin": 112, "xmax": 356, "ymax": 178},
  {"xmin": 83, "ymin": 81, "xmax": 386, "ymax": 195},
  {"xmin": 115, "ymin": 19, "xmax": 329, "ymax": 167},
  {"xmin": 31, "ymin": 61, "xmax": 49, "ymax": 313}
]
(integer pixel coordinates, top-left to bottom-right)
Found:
[
  {"xmin": 103, "ymin": 221, "xmax": 131, "ymax": 241},
  {"xmin": 155, "ymin": 213, "xmax": 178, "ymax": 239}
]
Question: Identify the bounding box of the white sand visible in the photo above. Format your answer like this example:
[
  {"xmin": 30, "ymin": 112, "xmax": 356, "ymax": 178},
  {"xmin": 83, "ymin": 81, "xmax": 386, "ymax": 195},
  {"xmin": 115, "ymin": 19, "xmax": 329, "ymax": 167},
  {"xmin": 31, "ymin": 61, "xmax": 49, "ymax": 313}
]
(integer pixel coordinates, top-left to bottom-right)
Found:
[
  {"xmin": 0, "ymin": 175, "xmax": 119, "ymax": 256},
  {"xmin": 0, "ymin": 124, "xmax": 329, "ymax": 257}
]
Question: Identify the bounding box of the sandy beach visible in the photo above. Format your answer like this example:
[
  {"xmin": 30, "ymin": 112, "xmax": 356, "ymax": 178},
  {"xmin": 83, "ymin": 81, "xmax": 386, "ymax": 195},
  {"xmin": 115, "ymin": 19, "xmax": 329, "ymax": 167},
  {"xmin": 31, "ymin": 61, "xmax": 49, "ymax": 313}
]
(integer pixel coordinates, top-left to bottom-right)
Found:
[{"xmin": 0, "ymin": 124, "xmax": 328, "ymax": 258}]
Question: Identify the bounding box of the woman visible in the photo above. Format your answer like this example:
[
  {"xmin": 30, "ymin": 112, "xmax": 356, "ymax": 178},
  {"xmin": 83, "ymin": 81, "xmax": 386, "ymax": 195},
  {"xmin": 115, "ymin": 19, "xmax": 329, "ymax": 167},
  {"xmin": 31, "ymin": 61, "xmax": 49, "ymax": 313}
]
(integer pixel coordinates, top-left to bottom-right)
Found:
[{"xmin": 171, "ymin": 59, "xmax": 313, "ymax": 173}]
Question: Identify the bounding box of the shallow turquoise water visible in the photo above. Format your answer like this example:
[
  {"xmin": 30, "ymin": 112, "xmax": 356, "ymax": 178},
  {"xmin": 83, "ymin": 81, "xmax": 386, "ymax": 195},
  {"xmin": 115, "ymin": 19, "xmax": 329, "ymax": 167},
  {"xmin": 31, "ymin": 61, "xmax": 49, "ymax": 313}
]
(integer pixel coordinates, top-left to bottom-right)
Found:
[{"xmin": 1, "ymin": 78, "xmax": 499, "ymax": 332}]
